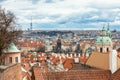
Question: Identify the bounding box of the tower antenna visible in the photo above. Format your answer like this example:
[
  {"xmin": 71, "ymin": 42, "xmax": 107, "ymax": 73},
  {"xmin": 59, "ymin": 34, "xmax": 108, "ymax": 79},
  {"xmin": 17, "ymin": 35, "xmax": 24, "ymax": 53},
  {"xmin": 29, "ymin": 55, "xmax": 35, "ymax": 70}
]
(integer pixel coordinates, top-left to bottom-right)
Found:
[{"xmin": 30, "ymin": 16, "xmax": 33, "ymax": 31}]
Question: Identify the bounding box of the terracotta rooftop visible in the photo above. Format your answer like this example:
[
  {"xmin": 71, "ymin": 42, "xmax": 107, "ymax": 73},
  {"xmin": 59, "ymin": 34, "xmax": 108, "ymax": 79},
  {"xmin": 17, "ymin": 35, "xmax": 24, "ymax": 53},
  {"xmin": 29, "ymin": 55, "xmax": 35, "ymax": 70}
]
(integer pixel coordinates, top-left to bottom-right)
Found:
[
  {"xmin": 112, "ymin": 68, "xmax": 120, "ymax": 80},
  {"xmin": 22, "ymin": 63, "xmax": 31, "ymax": 71},
  {"xmin": 18, "ymin": 41, "xmax": 44, "ymax": 48},
  {"xmin": 117, "ymin": 48, "xmax": 120, "ymax": 52},
  {"xmin": 22, "ymin": 71, "xmax": 31, "ymax": 80},
  {"xmin": 64, "ymin": 58, "xmax": 74, "ymax": 70},
  {"xmin": 33, "ymin": 66, "xmax": 111, "ymax": 80},
  {"xmin": 62, "ymin": 43, "xmax": 72, "ymax": 46},
  {"xmin": 86, "ymin": 51, "xmax": 109, "ymax": 70},
  {"xmin": 71, "ymin": 63, "xmax": 100, "ymax": 70},
  {"xmin": 22, "ymin": 71, "xmax": 27, "ymax": 79}
]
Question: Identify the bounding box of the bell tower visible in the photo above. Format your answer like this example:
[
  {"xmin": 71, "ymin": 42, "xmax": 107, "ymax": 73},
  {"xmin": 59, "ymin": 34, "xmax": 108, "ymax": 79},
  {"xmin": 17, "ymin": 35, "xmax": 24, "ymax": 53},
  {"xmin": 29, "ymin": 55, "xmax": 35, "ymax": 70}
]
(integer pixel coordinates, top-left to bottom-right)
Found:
[{"xmin": 96, "ymin": 25, "xmax": 112, "ymax": 53}]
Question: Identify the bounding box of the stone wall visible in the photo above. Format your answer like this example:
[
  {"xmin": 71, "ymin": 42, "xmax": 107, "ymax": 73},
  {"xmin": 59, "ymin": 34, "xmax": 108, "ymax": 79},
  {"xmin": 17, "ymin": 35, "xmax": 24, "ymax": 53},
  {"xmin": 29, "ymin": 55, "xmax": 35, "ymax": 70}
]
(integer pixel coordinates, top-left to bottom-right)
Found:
[{"xmin": 0, "ymin": 63, "xmax": 22, "ymax": 80}]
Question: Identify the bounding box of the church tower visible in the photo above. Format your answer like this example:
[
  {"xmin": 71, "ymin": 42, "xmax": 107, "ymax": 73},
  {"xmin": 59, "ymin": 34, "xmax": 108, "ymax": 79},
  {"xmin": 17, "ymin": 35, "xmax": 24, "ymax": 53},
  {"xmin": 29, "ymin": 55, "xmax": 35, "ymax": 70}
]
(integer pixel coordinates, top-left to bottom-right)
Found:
[
  {"xmin": 106, "ymin": 23, "xmax": 111, "ymax": 37},
  {"xmin": 87, "ymin": 24, "xmax": 117, "ymax": 73},
  {"xmin": 5, "ymin": 43, "xmax": 21, "ymax": 66},
  {"xmin": 96, "ymin": 25, "xmax": 112, "ymax": 53},
  {"xmin": 102, "ymin": 26, "xmax": 106, "ymax": 36},
  {"xmin": 55, "ymin": 35, "xmax": 62, "ymax": 53}
]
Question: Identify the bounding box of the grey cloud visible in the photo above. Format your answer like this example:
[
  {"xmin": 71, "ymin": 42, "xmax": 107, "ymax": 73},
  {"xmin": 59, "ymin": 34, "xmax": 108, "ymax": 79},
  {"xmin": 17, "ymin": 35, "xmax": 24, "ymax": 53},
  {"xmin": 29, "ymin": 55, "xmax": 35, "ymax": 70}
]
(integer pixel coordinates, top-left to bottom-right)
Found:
[{"xmin": 0, "ymin": 0, "xmax": 6, "ymax": 2}]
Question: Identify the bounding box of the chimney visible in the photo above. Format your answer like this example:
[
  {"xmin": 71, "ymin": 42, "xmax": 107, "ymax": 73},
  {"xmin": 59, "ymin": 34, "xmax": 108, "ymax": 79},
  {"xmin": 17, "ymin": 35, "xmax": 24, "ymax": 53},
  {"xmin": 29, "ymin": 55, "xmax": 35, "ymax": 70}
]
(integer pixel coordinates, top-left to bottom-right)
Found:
[
  {"xmin": 74, "ymin": 54, "xmax": 77, "ymax": 57},
  {"xmin": 74, "ymin": 57, "xmax": 79, "ymax": 63},
  {"xmin": 66, "ymin": 54, "xmax": 69, "ymax": 57},
  {"xmin": 78, "ymin": 53, "xmax": 81, "ymax": 57},
  {"xmin": 70, "ymin": 54, "xmax": 73, "ymax": 58}
]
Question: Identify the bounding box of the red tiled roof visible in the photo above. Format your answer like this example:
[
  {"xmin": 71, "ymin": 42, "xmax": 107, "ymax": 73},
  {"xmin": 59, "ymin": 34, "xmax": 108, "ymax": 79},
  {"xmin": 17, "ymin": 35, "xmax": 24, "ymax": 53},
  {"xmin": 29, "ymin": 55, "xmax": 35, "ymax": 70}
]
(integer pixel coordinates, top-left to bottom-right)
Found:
[
  {"xmin": 22, "ymin": 71, "xmax": 31, "ymax": 80},
  {"xmin": 63, "ymin": 58, "xmax": 74, "ymax": 70},
  {"xmin": 51, "ymin": 57, "xmax": 60, "ymax": 64},
  {"xmin": 22, "ymin": 71, "xmax": 27, "ymax": 79},
  {"xmin": 112, "ymin": 68, "xmax": 120, "ymax": 80},
  {"xmin": 33, "ymin": 67, "xmax": 44, "ymax": 80},
  {"xmin": 33, "ymin": 67, "xmax": 111, "ymax": 80},
  {"xmin": 79, "ymin": 56, "xmax": 87, "ymax": 63},
  {"xmin": 38, "ymin": 56, "xmax": 46, "ymax": 61},
  {"xmin": 117, "ymin": 48, "xmax": 120, "ymax": 52},
  {"xmin": 18, "ymin": 41, "xmax": 44, "ymax": 48},
  {"xmin": 62, "ymin": 43, "xmax": 72, "ymax": 46},
  {"xmin": 22, "ymin": 63, "xmax": 31, "ymax": 71},
  {"xmin": 61, "ymin": 57, "xmax": 66, "ymax": 63},
  {"xmin": 86, "ymin": 52, "xmax": 109, "ymax": 70}
]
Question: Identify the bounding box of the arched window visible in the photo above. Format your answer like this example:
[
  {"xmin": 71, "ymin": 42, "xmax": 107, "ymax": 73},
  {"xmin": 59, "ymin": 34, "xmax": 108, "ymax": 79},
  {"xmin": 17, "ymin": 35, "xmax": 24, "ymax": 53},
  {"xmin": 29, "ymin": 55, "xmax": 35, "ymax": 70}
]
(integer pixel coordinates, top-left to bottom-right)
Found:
[
  {"xmin": 100, "ymin": 47, "xmax": 103, "ymax": 53},
  {"xmin": 107, "ymin": 48, "xmax": 109, "ymax": 52}
]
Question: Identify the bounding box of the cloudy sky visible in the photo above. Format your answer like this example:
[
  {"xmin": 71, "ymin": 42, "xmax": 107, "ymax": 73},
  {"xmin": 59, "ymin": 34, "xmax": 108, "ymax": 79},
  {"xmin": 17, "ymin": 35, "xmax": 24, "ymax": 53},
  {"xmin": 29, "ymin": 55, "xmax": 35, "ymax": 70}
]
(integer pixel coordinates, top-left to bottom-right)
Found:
[{"xmin": 0, "ymin": 0, "xmax": 120, "ymax": 30}]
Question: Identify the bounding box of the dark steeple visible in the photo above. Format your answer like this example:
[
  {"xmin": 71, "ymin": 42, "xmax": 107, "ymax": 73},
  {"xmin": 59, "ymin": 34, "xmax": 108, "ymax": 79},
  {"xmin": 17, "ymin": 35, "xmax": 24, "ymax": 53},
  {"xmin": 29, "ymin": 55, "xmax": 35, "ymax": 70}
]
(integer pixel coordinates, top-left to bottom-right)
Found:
[{"xmin": 56, "ymin": 38, "xmax": 62, "ymax": 53}]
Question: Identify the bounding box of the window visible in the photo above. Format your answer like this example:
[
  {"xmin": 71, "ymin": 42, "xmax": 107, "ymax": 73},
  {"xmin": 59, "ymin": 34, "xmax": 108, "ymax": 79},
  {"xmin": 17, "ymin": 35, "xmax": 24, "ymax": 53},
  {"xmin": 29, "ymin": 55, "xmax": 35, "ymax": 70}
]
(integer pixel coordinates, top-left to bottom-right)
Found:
[
  {"xmin": 100, "ymin": 48, "xmax": 103, "ymax": 53},
  {"xmin": 9, "ymin": 57, "xmax": 12, "ymax": 63},
  {"xmin": 107, "ymin": 48, "xmax": 109, "ymax": 52},
  {"xmin": 15, "ymin": 57, "xmax": 18, "ymax": 63}
]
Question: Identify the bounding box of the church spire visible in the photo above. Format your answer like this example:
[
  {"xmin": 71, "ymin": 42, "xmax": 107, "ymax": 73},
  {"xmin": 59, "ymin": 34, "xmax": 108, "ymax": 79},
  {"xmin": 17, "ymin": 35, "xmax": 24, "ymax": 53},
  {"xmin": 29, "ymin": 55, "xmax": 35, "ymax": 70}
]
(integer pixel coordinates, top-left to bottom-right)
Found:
[
  {"xmin": 102, "ymin": 25, "xmax": 106, "ymax": 36},
  {"xmin": 107, "ymin": 23, "xmax": 110, "ymax": 31},
  {"xmin": 102, "ymin": 26, "xmax": 106, "ymax": 31},
  {"xmin": 106, "ymin": 23, "xmax": 111, "ymax": 37}
]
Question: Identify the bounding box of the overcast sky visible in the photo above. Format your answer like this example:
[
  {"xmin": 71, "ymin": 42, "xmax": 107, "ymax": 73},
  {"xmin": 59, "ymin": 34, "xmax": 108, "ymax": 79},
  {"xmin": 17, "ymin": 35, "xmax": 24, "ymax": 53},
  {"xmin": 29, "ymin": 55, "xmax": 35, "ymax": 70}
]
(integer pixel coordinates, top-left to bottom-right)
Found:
[{"xmin": 0, "ymin": 0, "xmax": 120, "ymax": 30}]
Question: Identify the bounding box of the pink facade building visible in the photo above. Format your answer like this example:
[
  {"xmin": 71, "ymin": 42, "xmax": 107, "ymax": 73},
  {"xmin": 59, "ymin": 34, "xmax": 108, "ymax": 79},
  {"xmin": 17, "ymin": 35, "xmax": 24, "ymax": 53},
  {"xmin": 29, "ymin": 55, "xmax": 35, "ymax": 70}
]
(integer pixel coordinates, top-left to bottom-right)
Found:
[{"xmin": 5, "ymin": 43, "xmax": 21, "ymax": 66}]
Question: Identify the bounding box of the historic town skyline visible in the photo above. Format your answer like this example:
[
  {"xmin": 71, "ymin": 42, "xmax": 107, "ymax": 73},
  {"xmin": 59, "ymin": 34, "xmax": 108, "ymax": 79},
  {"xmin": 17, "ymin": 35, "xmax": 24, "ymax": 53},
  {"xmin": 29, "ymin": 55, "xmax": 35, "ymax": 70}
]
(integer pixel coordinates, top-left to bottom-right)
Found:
[{"xmin": 1, "ymin": 2, "xmax": 120, "ymax": 79}]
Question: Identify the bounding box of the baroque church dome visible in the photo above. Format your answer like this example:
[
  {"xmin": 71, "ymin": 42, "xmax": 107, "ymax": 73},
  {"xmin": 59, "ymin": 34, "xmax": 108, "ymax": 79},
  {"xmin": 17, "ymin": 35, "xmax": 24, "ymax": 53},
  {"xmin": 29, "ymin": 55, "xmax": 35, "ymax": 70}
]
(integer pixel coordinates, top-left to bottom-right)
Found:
[
  {"xmin": 96, "ymin": 36, "xmax": 112, "ymax": 43},
  {"xmin": 96, "ymin": 25, "xmax": 112, "ymax": 44},
  {"xmin": 95, "ymin": 24, "xmax": 112, "ymax": 53}
]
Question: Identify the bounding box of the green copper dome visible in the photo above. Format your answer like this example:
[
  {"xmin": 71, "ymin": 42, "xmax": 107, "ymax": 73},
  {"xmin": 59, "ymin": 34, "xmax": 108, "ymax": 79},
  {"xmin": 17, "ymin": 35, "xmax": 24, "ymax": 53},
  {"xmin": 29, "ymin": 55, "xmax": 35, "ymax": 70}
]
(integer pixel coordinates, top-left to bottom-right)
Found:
[
  {"xmin": 6, "ymin": 43, "xmax": 20, "ymax": 53},
  {"xmin": 96, "ymin": 37, "xmax": 112, "ymax": 43},
  {"xmin": 96, "ymin": 24, "xmax": 112, "ymax": 43},
  {"xmin": 32, "ymin": 52, "xmax": 37, "ymax": 55}
]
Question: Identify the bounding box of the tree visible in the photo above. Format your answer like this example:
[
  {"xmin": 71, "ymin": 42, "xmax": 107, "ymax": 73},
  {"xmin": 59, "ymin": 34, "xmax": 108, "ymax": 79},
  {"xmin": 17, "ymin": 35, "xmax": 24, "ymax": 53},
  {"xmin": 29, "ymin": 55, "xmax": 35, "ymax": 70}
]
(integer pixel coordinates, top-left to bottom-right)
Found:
[
  {"xmin": 36, "ymin": 46, "xmax": 45, "ymax": 52},
  {"xmin": 0, "ymin": 7, "xmax": 21, "ymax": 64}
]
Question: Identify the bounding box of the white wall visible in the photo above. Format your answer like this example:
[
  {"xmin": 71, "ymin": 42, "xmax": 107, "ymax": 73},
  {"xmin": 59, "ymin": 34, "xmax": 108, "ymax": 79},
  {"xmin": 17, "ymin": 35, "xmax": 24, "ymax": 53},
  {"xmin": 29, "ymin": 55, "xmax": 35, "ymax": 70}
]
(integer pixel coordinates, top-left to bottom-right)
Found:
[{"xmin": 110, "ymin": 50, "xmax": 117, "ymax": 73}]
